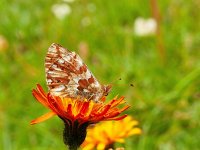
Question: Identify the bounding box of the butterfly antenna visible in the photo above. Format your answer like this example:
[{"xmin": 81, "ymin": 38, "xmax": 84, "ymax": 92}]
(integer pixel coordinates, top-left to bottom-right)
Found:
[
  {"xmin": 110, "ymin": 77, "xmax": 122, "ymax": 85},
  {"xmin": 111, "ymin": 77, "xmax": 134, "ymax": 87}
]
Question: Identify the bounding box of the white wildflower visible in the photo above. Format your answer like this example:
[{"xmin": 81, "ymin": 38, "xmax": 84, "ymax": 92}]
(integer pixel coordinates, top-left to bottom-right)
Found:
[
  {"xmin": 51, "ymin": 4, "xmax": 71, "ymax": 20},
  {"xmin": 81, "ymin": 17, "xmax": 91, "ymax": 27},
  {"xmin": 63, "ymin": 0, "xmax": 75, "ymax": 3},
  {"xmin": 134, "ymin": 17, "xmax": 157, "ymax": 36},
  {"xmin": 87, "ymin": 3, "xmax": 96, "ymax": 12}
]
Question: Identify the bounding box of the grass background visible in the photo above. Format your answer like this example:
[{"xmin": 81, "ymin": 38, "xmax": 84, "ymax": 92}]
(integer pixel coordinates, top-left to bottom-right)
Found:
[{"xmin": 0, "ymin": 0, "xmax": 200, "ymax": 149}]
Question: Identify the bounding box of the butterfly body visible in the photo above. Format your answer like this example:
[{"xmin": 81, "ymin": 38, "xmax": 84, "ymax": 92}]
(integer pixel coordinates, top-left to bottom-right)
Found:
[{"xmin": 45, "ymin": 43, "xmax": 111, "ymax": 102}]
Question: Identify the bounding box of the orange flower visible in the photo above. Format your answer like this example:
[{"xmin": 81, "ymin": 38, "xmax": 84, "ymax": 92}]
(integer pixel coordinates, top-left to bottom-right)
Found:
[
  {"xmin": 81, "ymin": 116, "xmax": 142, "ymax": 150},
  {"xmin": 31, "ymin": 84, "xmax": 130, "ymax": 150}
]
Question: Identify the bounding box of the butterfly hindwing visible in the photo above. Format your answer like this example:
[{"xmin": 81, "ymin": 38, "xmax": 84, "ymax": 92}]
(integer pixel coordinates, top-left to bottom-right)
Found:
[{"xmin": 45, "ymin": 43, "xmax": 109, "ymax": 102}]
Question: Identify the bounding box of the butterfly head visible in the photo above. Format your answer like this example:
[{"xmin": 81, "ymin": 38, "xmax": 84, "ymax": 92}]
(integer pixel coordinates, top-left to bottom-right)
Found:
[{"xmin": 103, "ymin": 84, "xmax": 112, "ymax": 96}]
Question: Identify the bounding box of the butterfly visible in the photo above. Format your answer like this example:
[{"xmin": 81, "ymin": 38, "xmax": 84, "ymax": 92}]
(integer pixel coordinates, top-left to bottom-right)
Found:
[{"xmin": 45, "ymin": 43, "xmax": 112, "ymax": 102}]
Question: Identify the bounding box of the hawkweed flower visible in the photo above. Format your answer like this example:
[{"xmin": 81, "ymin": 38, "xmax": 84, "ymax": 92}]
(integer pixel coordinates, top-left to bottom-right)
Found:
[
  {"xmin": 31, "ymin": 84, "xmax": 130, "ymax": 150},
  {"xmin": 81, "ymin": 116, "xmax": 142, "ymax": 150}
]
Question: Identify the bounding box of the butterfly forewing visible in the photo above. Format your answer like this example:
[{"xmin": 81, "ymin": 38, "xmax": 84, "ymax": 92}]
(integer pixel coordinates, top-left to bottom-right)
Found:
[{"xmin": 45, "ymin": 43, "xmax": 110, "ymax": 102}]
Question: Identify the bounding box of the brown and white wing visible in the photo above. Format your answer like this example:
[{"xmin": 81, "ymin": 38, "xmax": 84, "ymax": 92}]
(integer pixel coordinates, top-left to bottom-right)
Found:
[{"xmin": 45, "ymin": 43, "xmax": 103, "ymax": 100}]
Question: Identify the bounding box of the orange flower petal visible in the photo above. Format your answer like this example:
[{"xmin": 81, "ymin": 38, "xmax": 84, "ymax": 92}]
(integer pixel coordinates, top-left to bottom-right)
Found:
[
  {"xmin": 30, "ymin": 111, "xmax": 56, "ymax": 125},
  {"xmin": 31, "ymin": 84, "xmax": 130, "ymax": 125},
  {"xmin": 108, "ymin": 114, "xmax": 127, "ymax": 121}
]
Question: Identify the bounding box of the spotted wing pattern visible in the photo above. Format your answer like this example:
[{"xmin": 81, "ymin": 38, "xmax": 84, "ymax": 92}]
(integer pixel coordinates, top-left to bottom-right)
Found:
[{"xmin": 45, "ymin": 43, "xmax": 111, "ymax": 102}]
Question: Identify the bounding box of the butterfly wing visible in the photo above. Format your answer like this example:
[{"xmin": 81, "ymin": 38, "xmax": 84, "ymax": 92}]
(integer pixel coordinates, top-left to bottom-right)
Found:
[{"xmin": 45, "ymin": 43, "xmax": 105, "ymax": 101}]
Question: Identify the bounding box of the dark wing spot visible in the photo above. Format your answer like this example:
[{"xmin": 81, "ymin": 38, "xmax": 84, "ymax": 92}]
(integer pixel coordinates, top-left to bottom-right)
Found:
[
  {"xmin": 79, "ymin": 64, "xmax": 87, "ymax": 73},
  {"xmin": 88, "ymin": 76, "xmax": 95, "ymax": 84},
  {"xmin": 77, "ymin": 86, "xmax": 84, "ymax": 91},
  {"xmin": 83, "ymin": 64, "xmax": 87, "ymax": 72},
  {"xmin": 78, "ymin": 79, "xmax": 89, "ymax": 88},
  {"xmin": 61, "ymin": 78, "xmax": 70, "ymax": 84},
  {"xmin": 49, "ymin": 85, "xmax": 55, "ymax": 88},
  {"xmin": 79, "ymin": 66, "xmax": 84, "ymax": 73}
]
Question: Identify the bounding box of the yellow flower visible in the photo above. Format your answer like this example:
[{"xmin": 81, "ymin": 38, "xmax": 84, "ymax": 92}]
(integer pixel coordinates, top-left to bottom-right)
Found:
[
  {"xmin": 31, "ymin": 84, "xmax": 130, "ymax": 150},
  {"xmin": 82, "ymin": 116, "xmax": 142, "ymax": 150}
]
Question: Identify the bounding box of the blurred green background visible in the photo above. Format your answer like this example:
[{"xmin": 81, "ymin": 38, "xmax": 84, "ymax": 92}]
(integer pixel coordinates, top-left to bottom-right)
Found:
[{"xmin": 0, "ymin": 0, "xmax": 200, "ymax": 150}]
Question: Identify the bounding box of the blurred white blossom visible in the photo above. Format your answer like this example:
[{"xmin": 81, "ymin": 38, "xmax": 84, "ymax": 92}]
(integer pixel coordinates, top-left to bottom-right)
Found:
[
  {"xmin": 134, "ymin": 17, "xmax": 157, "ymax": 36},
  {"xmin": 81, "ymin": 16, "xmax": 91, "ymax": 27},
  {"xmin": 63, "ymin": 0, "xmax": 75, "ymax": 2},
  {"xmin": 87, "ymin": 3, "xmax": 96, "ymax": 12},
  {"xmin": 51, "ymin": 4, "xmax": 71, "ymax": 20}
]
